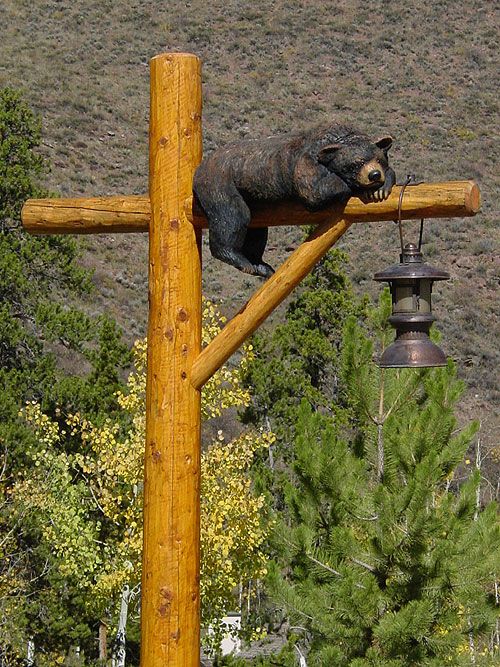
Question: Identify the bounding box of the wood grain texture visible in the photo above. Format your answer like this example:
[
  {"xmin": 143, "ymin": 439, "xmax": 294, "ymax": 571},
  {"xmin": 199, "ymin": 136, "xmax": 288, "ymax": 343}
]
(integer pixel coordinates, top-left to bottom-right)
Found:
[
  {"xmin": 21, "ymin": 180, "xmax": 480, "ymax": 234},
  {"xmin": 21, "ymin": 195, "xmax": 150, "ymax": 234},
  {"xmin": 141, "ymin": 53, "xmax": 202, "ymax": 667},
  {"xmin": 190, "ymin": 216, "xmax": 352, "ymax": 390}
]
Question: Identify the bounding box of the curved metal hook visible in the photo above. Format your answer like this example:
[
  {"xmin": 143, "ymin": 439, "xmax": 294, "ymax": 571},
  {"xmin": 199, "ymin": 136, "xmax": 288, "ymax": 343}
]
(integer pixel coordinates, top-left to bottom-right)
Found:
[{"xmin": 397, "ymin": 174, "xmax": 425, "ymax": 253}]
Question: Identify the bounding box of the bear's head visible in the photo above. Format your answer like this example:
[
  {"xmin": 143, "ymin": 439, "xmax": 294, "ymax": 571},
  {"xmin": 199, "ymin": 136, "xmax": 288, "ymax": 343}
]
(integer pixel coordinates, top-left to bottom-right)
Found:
[{"xmin": 318, "ymin": 135, "xmax": 393, "ymax": 193}]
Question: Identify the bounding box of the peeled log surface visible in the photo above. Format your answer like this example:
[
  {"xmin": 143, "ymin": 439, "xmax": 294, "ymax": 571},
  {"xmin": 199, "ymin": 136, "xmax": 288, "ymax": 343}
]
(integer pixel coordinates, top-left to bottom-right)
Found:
[
  {"xmin": 142, "ymin": 53, "xmax": 203, "ymax": 667},
  {"xmin": 22, "ymin": 180, "xmax": 480, "ymax": 235},
  {"xmin": 22, "ymin": 195, "xmax": 150, "ymax": 234}
]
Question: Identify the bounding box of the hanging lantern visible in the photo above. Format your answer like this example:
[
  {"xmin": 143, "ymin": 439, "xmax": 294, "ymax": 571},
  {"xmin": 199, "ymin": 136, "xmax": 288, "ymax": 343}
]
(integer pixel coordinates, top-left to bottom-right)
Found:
[
  {"xmin": 373, "ymin": 175, "xmax": 450, "ymax": 368},
  {"xmin": 374, "ymin": 243, "xmax": 450, "ymax": 367}
]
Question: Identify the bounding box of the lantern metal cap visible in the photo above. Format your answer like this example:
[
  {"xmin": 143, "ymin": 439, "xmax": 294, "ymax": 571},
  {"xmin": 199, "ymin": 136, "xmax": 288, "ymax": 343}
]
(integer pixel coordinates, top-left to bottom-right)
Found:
[{"xmin": 373, "ymin": 244, "xmax": 450, "ymax": 282}]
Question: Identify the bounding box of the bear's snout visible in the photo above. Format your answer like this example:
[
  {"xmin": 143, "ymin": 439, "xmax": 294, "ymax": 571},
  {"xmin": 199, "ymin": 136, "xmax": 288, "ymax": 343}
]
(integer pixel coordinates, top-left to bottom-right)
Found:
[
  {"xmin": 368, "ymin": 169, "xmax": 382, "ymax": 183},
  {"xmin": 357, "ymin": 160, "xmax": 386, "ymax": 187}
]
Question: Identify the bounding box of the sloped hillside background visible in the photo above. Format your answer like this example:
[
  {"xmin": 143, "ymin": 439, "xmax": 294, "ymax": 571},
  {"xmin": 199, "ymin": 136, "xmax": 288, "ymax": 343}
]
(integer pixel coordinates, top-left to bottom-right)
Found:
[{"xmin": 1, "ymin": 0, "xmax": 498, "ymax": 454}]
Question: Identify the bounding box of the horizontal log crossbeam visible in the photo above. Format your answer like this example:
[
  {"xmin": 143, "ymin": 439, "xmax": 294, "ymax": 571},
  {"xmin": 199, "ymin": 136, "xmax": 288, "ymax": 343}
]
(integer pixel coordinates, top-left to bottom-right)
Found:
[
  {"xmin": 22, "ymin": 179, "xmax": 480, "ymax": 389},
  {"xmin": 22, "ymin": 180, "xmax": 480, "ymax": 235}
]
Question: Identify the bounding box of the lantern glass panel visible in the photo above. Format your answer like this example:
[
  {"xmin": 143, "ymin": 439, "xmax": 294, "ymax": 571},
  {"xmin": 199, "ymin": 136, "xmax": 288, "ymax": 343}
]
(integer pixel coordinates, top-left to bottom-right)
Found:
[
  {"xmin": 393, "ymin": 282, "xmax": 416, "ymax": 313},
  {"xmin": 417, "ymin": 278, "xmax": 432, "ymax": 313}
]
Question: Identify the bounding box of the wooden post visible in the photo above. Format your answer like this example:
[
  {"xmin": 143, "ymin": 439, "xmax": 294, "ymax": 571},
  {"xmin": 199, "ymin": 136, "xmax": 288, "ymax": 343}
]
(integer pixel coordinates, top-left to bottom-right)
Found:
[{"xmin": 142, "ymin": 53, "xmax": 202, "ymax": 667}]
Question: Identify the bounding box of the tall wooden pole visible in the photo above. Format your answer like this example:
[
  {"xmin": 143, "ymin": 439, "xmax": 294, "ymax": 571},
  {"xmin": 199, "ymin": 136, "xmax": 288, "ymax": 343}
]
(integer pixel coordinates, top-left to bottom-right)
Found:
[{"xmin": 142, "ymin": 53, "xmax": 202, "ymax": 667}]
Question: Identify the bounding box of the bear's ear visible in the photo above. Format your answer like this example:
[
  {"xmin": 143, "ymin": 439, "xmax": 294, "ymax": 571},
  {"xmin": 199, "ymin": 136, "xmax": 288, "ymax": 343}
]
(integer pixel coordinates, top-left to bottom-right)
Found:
[
  {"xmin": 317, "ymin": 144, "xmax": 342, "ymax": 164},
  {"xmin": 375, "ymin": 136, "xmax": 393, "ymax": 152}
]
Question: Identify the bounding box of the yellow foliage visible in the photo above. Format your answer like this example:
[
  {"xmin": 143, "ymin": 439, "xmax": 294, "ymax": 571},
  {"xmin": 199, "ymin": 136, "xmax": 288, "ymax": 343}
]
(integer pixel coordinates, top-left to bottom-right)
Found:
[
  {"xmin": 16, "ymin": 299, "xmax": 271, "ymax": 634},
  {"xmin": 201, "ymin": 430, "xmax": 274, "ymax": 623}
]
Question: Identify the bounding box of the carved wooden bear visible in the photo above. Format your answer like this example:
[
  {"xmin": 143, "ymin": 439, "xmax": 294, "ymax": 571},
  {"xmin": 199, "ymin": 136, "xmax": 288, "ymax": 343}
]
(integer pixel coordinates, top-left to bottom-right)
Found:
[{"xmin": 193, "ymin": 124, "xmax": 396, "ymax": 277}]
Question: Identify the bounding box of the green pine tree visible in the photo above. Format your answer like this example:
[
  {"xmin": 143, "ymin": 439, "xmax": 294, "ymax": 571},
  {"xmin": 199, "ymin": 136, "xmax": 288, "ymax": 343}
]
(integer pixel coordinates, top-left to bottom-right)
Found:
[
  {"xmin": 242, "ymin": 249, "xmax": 365, "ymax": 439},
  {"xmin": 0, "ymin": 88, "xmax": 129, "ymax": 451},
  {"xmin": 0, "ymin": 88, "xmax": 130, "ymax": 664},
  {"xmin": 241, "ymin": 249, "xmax": 367, "ymax": 510},
  {"xmin": 264, "ymin": 295, "xmax": 499, "ymax": 665}
]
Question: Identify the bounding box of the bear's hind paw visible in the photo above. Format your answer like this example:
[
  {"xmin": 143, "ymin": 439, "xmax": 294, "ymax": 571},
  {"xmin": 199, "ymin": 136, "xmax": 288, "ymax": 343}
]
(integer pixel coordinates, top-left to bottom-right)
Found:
[{"xmin": 252, "ymin": 262, "xmax": 275, "ymax": 278}]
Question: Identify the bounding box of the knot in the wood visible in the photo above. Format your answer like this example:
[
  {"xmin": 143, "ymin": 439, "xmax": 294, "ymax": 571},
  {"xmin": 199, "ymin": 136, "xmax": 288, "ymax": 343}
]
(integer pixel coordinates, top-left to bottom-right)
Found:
[
  {"xmin": 158, "ymin": 587, "xmax": 174, "ymax": 617},
  {"xmin": 177, "ymin": 308, "xmax": 189, "ymax": 322}
]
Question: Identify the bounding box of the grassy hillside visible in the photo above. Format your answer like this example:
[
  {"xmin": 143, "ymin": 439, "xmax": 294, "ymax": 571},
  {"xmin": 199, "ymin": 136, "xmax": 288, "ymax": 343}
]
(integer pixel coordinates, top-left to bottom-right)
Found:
[{"xmin": 1, "ymin": 0, "xmax": 498, "ymax": 458}]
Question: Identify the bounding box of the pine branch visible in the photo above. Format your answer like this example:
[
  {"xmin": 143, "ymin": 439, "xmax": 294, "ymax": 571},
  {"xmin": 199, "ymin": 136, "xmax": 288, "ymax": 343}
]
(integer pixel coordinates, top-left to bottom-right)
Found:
[
  {"xmin": 349, "ymin": 511, "xmax": 379, "ymax": 521},
  {"xmin": 377, "ymin": 368, "xmax": 385, "ymax": 482},
  {"xmin": 304, "ymin": 552, "xmax": 369, "ymax": 590},
  {"xmin": 305, "ymin": 552, "xmax": 341, "ymax": 578},
  {"xmin": 382, "ymin": 370, "xmax": 424, "ymax": 429},
  {"xmin": 349, "ymin": 557, "xmax": 376, "ymax": 573}
]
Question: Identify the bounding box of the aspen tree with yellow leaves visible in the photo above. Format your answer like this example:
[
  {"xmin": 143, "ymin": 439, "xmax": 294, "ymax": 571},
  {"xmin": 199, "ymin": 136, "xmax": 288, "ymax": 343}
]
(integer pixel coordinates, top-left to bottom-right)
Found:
[{"xmin": 12, "ymin": 300, "xmax": 272, "ymax": 664}]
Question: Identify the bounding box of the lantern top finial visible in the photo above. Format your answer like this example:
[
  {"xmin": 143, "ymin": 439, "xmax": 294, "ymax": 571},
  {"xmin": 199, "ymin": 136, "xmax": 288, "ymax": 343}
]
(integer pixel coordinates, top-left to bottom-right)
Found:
[{"xmin": 401, "ymin": 242, "xmax": 422, "ymax": 264}]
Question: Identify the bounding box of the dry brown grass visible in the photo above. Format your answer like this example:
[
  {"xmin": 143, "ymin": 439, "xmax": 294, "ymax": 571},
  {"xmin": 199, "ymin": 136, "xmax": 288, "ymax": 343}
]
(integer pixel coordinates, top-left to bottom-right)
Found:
[{"xmin": 1, "ymin": 0, "xmax": 498, "ymax": 447}]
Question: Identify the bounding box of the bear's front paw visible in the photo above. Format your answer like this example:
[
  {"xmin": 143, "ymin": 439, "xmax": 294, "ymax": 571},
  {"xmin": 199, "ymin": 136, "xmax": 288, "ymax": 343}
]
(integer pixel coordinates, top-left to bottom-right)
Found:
[
  {"xmin": 359, "ymin": 184, "xmax": 392, "ymax": 204},
  {"xmin": 373, "ymin": 185, "xmax": 391, "ymax": 202},
  {"xmin": 358, "ymin": 190, "xmax": 378, "ymax": 204}
]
